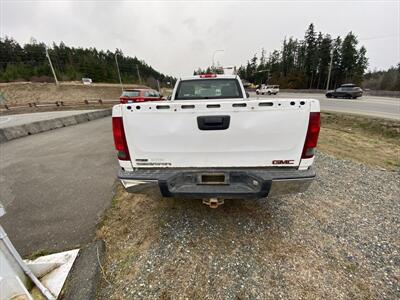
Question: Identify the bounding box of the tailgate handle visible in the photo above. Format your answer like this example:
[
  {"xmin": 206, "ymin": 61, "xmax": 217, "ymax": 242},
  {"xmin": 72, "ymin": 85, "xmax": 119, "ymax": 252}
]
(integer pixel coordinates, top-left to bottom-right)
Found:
[{"xmin": 197, "ymin": 115, "xmax": 230, "ymax": 130}]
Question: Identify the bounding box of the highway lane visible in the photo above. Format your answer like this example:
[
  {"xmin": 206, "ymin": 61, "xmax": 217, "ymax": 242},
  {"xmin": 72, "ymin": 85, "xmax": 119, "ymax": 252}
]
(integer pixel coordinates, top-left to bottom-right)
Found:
[
  {"xmin": 250, "ymin": 92, "xmax": 400, "ymax": 120},
  {"xmin": 0, "ymin": 117, "xmax": 116, "ymax": 256}
]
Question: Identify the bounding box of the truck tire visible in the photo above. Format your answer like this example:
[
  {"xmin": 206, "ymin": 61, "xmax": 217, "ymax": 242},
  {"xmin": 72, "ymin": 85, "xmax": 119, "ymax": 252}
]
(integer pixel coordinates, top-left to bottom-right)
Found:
[{"xmin": 268, "ymin": 91, "xmax": 271, "ymax": 95}]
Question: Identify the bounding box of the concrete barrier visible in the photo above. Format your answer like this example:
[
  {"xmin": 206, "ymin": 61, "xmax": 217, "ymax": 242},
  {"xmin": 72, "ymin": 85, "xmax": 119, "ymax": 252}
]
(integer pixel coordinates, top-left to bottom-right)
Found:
[{"xmin": 0, "ymin": 109, "xmax": 112, "ymax": 144}]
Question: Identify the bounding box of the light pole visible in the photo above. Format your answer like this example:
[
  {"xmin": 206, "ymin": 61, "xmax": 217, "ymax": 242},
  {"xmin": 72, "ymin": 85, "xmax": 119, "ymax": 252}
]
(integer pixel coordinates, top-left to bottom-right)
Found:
[
  {"xmin": 114, "ymin": 52, "xmax": 123, "ymax": 92},
  {"xmin": 326, "ymin": 50, "xmax": 333, "ymax": 91},
  {"xmin": 45, "ymin": 46, "xmax": 59, "ymax": 86},
  {"xmin": 212, "ymin": 49, "xmax": 224, "ymax": 68},
  {"xmin": 136, "ymin": 65, "xmax": 142, "ymax": 85}
]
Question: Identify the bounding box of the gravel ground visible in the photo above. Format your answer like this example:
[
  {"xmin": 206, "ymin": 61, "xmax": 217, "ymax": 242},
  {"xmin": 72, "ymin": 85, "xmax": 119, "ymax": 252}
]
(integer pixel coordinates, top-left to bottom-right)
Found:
[{"xmin": 97, "ymin": 153, "xmax": 400, "ymax": 300}]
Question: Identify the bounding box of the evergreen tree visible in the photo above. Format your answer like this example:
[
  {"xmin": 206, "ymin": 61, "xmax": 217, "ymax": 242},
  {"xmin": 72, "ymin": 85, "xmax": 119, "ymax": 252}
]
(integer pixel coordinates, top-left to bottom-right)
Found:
[
  {"xmin": 236, "ymin": 23, "xmax": 371, "ymax": 89},
  {"xmin": 0, "ymin": 37, "xmax": 176, "ymax": 86},
  {"xmin": 340, "ymin": 32, "xmax": 359, "ymax": 83},
  {"xmin": 304, "ymin": 23, "xmax": 318, "ymax": 88}
]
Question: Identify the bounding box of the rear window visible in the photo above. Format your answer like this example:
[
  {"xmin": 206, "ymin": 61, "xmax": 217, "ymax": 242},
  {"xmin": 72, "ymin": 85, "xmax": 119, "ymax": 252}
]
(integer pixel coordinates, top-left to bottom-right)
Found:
[
  {"xmin": 122, "ymin": 90, "xmax": 140, "ymax": 97},
  {"xmin": 175, "ymin": 79, "xmax": 243, "ymax": 100}
]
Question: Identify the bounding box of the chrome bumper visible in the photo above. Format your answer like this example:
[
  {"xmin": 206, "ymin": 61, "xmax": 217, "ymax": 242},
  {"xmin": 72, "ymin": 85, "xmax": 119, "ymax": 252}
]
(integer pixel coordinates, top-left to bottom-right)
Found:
[{"xmin": 118, "ymin": 167, "xmax": 315, "ymax": 199}]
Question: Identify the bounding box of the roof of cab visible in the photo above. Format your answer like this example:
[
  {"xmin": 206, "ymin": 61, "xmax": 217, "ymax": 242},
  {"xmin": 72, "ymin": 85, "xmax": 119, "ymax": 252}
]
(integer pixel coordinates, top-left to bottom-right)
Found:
[
  {"xmin": 180, "ymin": 74, "xmax": 239, "ymax": 81},
  {"xmin": 123, "ymin": 88, "xmax": 153, "ymax": 91}
]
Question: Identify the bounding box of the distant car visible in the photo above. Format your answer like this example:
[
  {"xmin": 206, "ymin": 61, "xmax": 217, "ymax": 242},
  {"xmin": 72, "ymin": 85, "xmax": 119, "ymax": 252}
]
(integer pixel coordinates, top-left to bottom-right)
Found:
[
  {"xmin": 326, "ymin": 84, "xmax": 363, "ymax": 99},
  {"xmin": 82, "ymin": 78, "xmax": 92, "ymax": 85},
  {"xmin": 256, "ymin": 85, "xmax": 279, "ymax": 95},
  {"xmin": 119, "ymin": 89, "xmax": 163, "ymax": 104}
]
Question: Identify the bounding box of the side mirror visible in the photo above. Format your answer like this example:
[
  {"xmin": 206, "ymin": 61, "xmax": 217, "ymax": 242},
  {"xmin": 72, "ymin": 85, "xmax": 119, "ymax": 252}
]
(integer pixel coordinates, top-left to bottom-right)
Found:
[
  {"xmin": 246, "ymin": 92, "xmax": 250, "ymax": 98},
  {"xmin": 167, "ymin": 95, "xmax": 171, "ymax": 100}
]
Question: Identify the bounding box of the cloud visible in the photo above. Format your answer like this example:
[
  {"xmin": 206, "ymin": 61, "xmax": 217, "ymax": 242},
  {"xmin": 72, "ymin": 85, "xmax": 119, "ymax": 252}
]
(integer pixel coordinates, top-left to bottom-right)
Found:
[{"xmin": 1, "ymin": 0, "xmax": 399, "ymax": 76}]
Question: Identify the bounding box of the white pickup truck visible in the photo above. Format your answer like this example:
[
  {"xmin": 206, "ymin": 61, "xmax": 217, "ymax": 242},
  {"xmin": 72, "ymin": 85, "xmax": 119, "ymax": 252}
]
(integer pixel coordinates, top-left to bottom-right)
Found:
[
  {"xmin": 256, "ymin": 84, "xmax": 280, "ymax": 95},
  {"xmin": 112, "ymin": 74, "xmax": 320, "ymax": 207}
]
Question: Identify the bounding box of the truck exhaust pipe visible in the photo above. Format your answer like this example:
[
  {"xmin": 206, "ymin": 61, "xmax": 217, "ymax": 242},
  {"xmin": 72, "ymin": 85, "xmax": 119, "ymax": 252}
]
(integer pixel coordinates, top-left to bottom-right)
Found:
[{"xmin": 203, "ymin": 198, "xmax": 224, "ymax": 208}]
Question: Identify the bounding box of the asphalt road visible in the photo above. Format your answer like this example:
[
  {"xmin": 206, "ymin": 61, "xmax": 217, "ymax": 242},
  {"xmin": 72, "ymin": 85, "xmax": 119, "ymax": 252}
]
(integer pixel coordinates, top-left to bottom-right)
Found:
[
  {"xmin": 0, "ymin": 117, "xmax": 116, "ymax": 256},
  {"xmin": 250, "ymin": 92, "xmax": 400, "ymax": 120},
  {"xmin": 0, "ymin": 110, "xmax": 97, "ymax": 129}
]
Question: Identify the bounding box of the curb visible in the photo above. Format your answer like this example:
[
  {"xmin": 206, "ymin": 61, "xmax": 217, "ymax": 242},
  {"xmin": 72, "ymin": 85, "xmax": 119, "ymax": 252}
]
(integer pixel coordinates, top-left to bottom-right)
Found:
[
  {"xmin": 60, "ymin": 240, "xmax": 106, "ymax": 300},
  {"xmin": 0, "ymin": 109, "xmax": 112, "ymax": 143}
]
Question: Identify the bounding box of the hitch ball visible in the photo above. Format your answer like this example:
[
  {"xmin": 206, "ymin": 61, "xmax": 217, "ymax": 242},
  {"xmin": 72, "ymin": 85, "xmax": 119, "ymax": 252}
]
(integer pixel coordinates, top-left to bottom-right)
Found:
[{"xmin": 203, "ymin": 198, "xmax": 224, "ymax": 208}]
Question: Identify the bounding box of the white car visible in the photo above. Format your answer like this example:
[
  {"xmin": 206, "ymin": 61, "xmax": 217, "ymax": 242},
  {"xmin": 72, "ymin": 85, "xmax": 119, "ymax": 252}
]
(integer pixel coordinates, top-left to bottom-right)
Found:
[
  {"xmin": 82, "ymin": 78, "xmax": 92, "ymax": 85},
  {"xmin": 112, "ymin": 74, "xmax": 320, "ymax": 207},
  {"xmin": 256, "ymin": 84, "xmax": 279, "ymax": 95}
]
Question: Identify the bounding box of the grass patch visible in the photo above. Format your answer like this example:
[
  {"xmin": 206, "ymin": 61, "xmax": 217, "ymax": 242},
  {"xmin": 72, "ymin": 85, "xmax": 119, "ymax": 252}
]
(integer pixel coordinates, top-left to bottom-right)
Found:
[
  {"xmin": 321, "ymin": 112, "xmax": 400, "ymax": 141},
  {"xmin": 25, "ymin": 249, "xmax": 57, "ymax": 260},
  {"xmin": 319, "ymin": 112, "xmax": 399, "ymax": 171}
]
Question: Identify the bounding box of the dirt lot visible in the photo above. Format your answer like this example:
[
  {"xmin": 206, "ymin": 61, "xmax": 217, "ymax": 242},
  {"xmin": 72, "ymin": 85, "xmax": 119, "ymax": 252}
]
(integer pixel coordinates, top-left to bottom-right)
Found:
[
  {"xmin": 97, "ymin": 113, "xmax": 400, "ymax": 299},
  {"xmin": 96, "ymin": 114, "xmax": 399, "ymax": 300},
  {"xmin": 97, "ymin": 153, "xmax": 399, "ymax": 299},
  {"xmin": 0, "ymin": 81, "xmax": 146, "ymax": 105}
]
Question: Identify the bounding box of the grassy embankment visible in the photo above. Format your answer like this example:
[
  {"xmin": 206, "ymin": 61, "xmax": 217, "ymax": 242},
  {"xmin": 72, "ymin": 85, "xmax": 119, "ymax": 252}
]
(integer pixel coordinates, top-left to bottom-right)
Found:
[{"xmin": 319, "ymin": 112, "xmax": 399, "ymax": 171}]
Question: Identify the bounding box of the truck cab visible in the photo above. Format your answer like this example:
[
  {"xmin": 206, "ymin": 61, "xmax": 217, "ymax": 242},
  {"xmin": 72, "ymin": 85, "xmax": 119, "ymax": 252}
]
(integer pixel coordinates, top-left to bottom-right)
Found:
[{"xmin": 112, "ymin": 74, "xmax": 320, "ymax": 207}]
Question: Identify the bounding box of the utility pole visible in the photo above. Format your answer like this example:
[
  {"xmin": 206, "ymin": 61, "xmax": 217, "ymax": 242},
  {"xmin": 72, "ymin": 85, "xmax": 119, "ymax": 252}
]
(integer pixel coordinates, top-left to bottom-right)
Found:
[
  {"xmin": 114, "ymin": 52, "xmax": 123, "ymax": 92},
  {"xmin": 136, "ymin": 65, "xmax": 142, "ymax": 85},
  {"xmin": 45, "ymin": 46, "xmax": 59, "ymax": 86},
  {"xmin": 157, "ymin": 80, "xmax": 160, "ymax": 92},
  {"xmin": 326, "ymin": 50, "xmax": 333, "ymax": 91}
]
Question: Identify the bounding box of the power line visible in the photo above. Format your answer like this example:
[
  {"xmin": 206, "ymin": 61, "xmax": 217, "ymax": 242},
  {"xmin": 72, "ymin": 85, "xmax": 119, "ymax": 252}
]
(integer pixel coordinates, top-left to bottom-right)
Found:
[{"xmin": 359, "ymin": 34, "xmax": 399, "ymax": 41}]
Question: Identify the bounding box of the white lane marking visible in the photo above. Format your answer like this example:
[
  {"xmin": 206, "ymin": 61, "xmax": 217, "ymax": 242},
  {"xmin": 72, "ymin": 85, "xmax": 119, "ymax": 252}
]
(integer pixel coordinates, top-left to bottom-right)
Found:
[{"xmin": 0, "ymin": 116, "xmax": 12, "ymax": 125}]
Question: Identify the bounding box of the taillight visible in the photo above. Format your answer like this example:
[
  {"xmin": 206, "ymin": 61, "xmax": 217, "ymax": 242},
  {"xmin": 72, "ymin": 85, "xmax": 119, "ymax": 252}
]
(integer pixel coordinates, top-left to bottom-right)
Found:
[
  {"xmin": 120, "ymin": 97, "xmax": 129, "ymax": 104},
  {"xmin": 200, "ymin": 74, "xmax": 217, "ymax": 78},
  {"xmin": 112, "ymin": 117, "xmax": 130, "ymax": 160},
  {"xmin": 301, "ymin": 112, "xmax": 320, "ymax": 159}
]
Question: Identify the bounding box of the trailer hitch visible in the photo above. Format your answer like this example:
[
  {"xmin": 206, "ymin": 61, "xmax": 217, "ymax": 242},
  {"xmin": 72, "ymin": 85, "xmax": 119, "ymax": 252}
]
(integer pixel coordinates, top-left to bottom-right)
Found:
[{"xmin": 202, "ymin": 198, "xmax": 224, "ymax": 208}]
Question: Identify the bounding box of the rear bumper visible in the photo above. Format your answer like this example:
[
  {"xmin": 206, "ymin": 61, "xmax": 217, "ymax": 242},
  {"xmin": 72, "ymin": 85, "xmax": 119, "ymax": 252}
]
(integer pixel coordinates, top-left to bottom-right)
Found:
[{"xmin": 118, "ymin": 167, "xmax": 315, "ymax": 199}]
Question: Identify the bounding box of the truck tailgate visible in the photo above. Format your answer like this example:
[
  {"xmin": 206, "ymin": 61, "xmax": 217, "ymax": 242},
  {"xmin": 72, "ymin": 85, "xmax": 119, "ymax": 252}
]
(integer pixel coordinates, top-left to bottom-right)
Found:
[{"xmin": 121, "ymin": 99, "xmax": 317, "ymax": 168}]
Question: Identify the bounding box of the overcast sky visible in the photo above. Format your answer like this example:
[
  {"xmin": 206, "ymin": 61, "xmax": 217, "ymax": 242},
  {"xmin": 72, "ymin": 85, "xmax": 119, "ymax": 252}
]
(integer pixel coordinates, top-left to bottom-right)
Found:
[{"xmin": 1, "ymin": 0, "xmax": 399, "ymax": 77}]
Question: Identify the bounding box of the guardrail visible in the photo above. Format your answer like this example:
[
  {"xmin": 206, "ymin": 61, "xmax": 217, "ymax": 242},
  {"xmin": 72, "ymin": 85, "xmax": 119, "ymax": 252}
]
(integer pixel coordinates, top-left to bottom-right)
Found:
[{"xmin": 1, "ymin": 99, "xmax": 120, "ymax": 112}]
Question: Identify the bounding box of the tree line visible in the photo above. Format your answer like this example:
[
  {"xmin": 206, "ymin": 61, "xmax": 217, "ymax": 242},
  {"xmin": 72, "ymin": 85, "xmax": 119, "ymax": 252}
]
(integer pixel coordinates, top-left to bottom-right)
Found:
[
  {"xmin": 237, "ymin": 23, "xmax": 369, "ymax": 89},
  {"xmin": 362, "ymin": 65, "xmax": 400, "ymax": 91},
  {"xmin": 238, "ymin": 23, "xmax": 370, "ymax": 89},
  {"xmin": 0, "ymin": 37, "xmax": 176, "ymax": 87},
  {"xmin": 195, "ymin": 24, "xmax": 372, "ymax": 90}
]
